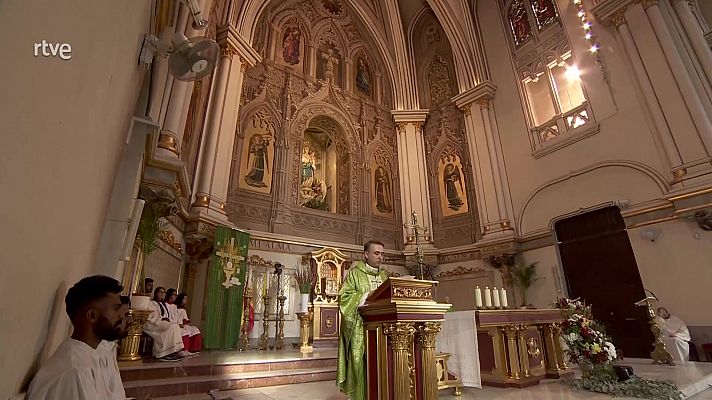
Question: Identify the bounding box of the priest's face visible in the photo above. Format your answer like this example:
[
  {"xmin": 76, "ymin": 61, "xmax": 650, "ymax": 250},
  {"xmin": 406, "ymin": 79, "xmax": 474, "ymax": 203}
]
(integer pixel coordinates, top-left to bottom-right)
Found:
[
  {"xmin": 92, "ymin": 292, "xmax": 124, "ymax": 341},
  {"xmin": 364, "ymin": 243, "xmax": 384, "ymax": 268}
]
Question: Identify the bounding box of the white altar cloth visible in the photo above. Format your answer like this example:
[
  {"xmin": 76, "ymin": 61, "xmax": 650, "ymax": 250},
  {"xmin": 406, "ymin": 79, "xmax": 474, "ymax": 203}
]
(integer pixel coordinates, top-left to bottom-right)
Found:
[{"xmin": 436, "ymin": 310, "xmax": 482, "ymax": 388}]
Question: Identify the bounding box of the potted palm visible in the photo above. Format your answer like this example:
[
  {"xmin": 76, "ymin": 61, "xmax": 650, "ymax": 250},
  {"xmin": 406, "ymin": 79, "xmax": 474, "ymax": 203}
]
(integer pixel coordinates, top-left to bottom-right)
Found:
[
  {"xmin": 511, "ymin": 259, "xmax": 543, "ymax": 308},
  {"xmin": 294, "ymin": 263, "xmax": 316, "ymax": 313}
]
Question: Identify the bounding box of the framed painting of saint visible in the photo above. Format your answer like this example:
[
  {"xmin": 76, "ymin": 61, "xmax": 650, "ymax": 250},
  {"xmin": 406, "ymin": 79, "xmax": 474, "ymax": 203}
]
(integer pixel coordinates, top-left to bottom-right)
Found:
[
  {"xmin": 437, "ymin": 155, "xmax": 469, "ymax": 217},
  {"xmin": 238, "ymin": 111, "xmax": 276, "ymax": 194}
]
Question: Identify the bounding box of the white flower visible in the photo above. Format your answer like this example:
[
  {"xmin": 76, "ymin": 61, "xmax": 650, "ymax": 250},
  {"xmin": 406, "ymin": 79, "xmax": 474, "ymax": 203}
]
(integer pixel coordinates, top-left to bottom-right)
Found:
[
  {"xmin": 568, "ymin": 332, "xmax": 580, "ymax": 342},
  {"xmin": 605, "ymin": 342, "xmax": 617, "ymax": 359}
]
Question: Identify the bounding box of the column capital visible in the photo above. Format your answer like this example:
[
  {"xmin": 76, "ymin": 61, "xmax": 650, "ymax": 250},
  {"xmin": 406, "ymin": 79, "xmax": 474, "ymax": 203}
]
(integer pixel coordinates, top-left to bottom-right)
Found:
[
  {"xmin": 216, "ymin": 24, "xmax": 262, "ymax": 67},
  {"xmin": 591, "ymin": 0, "xmax": 635, "ymax": 27},
  {"xmin": 391, "ymin": 109, "xmax": 429, "ymax": 123},
  {"xmin": 452, "ymin": 81, "xmax": 497, "ymax": 111}
]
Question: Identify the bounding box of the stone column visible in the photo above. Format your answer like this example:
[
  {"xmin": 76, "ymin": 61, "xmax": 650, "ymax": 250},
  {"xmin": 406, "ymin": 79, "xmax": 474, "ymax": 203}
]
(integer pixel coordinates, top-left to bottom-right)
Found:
[
  {"xmin": 344, "ymin": 59, "xmax": 353, "ymax": 92},
  {"xmin": 190, "ymin": 26, "xmax": 261, "ymax": 225},
  {"xmin": 453, "ymin": 82, "xmax": 515, "ymax": 240},
  {"xmin": 383, "ymin": 322, "xmax": 415, "ymax": 400},
  {"xmin": 308, "ymin": 42, "xmax": 318, "ymax": 80},
  {"xmin": 374, "ymin": 72, "xmax": 383, "ymax": 104},
  {"xmin": 671, "ymin": 0, "xmax": 712, "ymax": 86},
  {"xmin": 392, "ymin": 110, "xmax": 434, "ymax": 245},
  {"xmin": 267, "ymin": 24, "xmax": 279, "ymax": 61}
]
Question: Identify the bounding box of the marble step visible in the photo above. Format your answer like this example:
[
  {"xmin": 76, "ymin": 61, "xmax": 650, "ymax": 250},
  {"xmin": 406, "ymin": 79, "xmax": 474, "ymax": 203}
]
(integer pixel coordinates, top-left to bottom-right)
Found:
[
  {"xmin": 121, "ymin": 356, "xmax": 337, "ymax": 382},
  {"xmin": 123, "ymin": 366, "xmax": 337, "ymax": 399}
]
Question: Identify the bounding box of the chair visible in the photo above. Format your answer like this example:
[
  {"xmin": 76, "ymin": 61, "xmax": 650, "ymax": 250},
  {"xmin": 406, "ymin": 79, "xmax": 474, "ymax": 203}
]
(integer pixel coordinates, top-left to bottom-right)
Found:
[{"xmin": 702, "ymin": 343, "xmax": 712, "ymax": 362}]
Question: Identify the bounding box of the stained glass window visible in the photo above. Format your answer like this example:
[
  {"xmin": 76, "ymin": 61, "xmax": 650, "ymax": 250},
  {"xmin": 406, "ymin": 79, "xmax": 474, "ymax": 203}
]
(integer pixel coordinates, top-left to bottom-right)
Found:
[
  {"xmin": 509, "ymin": 0, "xmax": 533, "ymax": 46},
  {"xmin": 531, "ymin": 0, "xmax": 559, "ymax": 30}
]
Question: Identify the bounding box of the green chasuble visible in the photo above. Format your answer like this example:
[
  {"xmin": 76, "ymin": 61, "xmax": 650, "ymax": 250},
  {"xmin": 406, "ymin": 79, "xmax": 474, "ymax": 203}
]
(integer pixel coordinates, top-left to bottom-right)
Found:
[{"xmin": 337, "ymin": 261, "xmax": 388, "ymax": 400}]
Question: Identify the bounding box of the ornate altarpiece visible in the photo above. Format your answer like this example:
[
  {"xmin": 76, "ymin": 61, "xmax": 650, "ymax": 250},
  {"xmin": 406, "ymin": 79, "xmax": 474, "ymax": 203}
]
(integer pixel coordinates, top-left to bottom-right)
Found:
[{"xmin": 303, "ymin": 246, "xmax": 350, "ymax": 345}]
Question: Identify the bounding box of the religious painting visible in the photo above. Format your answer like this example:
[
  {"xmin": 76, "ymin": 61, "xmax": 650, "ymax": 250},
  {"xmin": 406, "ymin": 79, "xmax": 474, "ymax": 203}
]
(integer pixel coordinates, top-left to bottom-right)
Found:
[
  {"xmin": 317, "ymin": 44, "xmax": 342, "ymax": 87},
  {"xmin": 508, "ymin": 0, "xmax": 532, "ymax": 46},
  {"xmin": 371, "ymin": 164, "xmax": 394, "ymax": 217},
  {"xmin": 531, "ymin": 0, "xmax": 558, "ymax": 30},
  {"xmin": 282, "ymin": 26, "xmax": 301, "ymax": 65},
  {"xmin": 355, "ymin": 57, "xmax": 371, "ymax": 96},
  {"xmin": 238, "ymin": 111, "xmax": 275, "ymax": 195},
  {"xmin": 437, "ymin": 153, "xmax": 469, "ymax": 217},
  {"xmin": 321, "ymin": 0, "xmax": 344, "ymax": 16}
]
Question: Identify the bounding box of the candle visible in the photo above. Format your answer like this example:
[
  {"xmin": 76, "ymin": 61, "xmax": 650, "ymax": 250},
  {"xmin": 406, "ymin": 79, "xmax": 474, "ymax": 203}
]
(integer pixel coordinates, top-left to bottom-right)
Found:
[
  {"xmin": 492, "ymin": 287, "xmax": 501, "ymax": 308},
  {"xmin": 501, "ymin": 288, "xmax": 508, "ymax": 309},
  {"xmin": 475, "ymin": 286, "xmax": 483, "ymax": 308},
  {"xmin": 484, "ymin": 286, "xmax": 492, "ymax": 308}
]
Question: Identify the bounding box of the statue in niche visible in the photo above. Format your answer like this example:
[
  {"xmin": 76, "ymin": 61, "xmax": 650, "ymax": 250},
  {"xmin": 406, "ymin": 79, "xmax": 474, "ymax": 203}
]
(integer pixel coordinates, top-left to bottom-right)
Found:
[
  {"xmin": 300, "ymin": 143, "xmax": 328, "ymax": 210},
  {"xmin": 443, "ymin": 163, "xmax": 465, "ymax": 211},
  {"xmin": 301, "ymin": 143, "xmax": 318, "ymax": 184},
  {"xmin": 321, "ymin": 49, "xmax": 339, "ymax": 81},
  {"xmin": 282, "ymin": 26, "xmax": 301, "ymax": 65},
  {"xmin": 374, "ymin": 166, "xmax": 393, "ymax": 214},
  {"xmin": 244, "ymin": 134, "xmax": 271, "ymax": 187},
  {"xmin": 509, "ymin": 0, "xmax": 532, "ymax": 46},
  {"xmin": 356, "ymin": 58, "xmax": 371, "ymax": 94}
]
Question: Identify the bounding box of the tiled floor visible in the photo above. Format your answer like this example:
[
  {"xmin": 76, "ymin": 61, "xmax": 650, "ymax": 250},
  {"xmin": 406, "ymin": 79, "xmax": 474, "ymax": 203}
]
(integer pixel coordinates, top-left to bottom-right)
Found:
[{"xmin": 153, "ymin": 359, "xmax": 712, "ymax": 400}]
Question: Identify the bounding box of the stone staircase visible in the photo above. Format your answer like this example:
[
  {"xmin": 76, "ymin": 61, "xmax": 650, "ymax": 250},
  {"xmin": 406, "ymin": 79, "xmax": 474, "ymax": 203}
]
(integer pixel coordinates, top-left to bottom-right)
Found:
[{"xmin": 120, "ymin": 351, "xmax": 337, "ymax": 399}]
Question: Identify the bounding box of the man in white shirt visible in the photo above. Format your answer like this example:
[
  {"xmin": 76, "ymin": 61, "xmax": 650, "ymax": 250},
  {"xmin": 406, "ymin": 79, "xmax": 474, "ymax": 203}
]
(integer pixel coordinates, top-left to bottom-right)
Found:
[
  {"xmin": 98, "ymin": 295, "xmax": 131, "ymax": 399},
  {"xmin": 27, "ymin": 275, "xmax": 127, "ymax": 399},
  {"xmin": 144, "ymin": 287, "xmax": 188, "ymax": 361},
  {"xmin": 657, "ymin": 307, "xmax": 692, "ymax": 362}
]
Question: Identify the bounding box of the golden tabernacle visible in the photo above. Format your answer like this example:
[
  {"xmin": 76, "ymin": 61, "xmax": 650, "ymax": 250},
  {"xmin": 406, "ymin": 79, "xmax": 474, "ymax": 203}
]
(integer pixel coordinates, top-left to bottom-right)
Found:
[
  {"xmin": 360, "ymin": 278, "xmax": 451, "ymax": 400},
  {"xmin": 305, "ymin": 247, "xmax": 349, "ymax": 346},
  {"xmin": 476, "ymin": 309, "xmax": 571, "ymax": 387}
]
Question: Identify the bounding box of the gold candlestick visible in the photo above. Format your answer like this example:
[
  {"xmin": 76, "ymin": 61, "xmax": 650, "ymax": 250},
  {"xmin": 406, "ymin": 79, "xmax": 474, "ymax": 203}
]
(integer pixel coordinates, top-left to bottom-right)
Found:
[
  {"xmin": 118, "ymin": 309, "xmax": 152, "ymax": 361},
  {"xmin": 257, "ymin": 294, "xmax": 271, "ymax": 350},
  {"xmin": 275, "ymin": 294, "xmax": 287, "ymax": 350},
  {"xmin": 297, "ymin": 311, "xmax": 313, "ymax": 354}
]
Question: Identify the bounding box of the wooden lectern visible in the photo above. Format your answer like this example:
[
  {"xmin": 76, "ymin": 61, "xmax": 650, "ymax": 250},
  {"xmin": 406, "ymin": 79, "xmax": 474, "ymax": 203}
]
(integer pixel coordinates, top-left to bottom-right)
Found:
[{"xmin": 360, "ymin": 278, "xmax": 451, "ymax": 400}]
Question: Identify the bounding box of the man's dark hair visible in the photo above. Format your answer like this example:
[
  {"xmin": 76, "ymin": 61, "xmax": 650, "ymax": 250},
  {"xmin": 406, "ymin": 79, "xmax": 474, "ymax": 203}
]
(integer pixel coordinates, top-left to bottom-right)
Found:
[
  {"xmin": 65, "ymin": 275, "xmax": 123, "ymax": 320},
  {"xmin": 154, "ymin": 287, "xmax": 165, "ymax": 297},
  {"xmin": 166, "ymin": 288, "xmax": 177, "ymax": 298},
  {"xmin": 364, "ymin": 240, "xmax": 385, "ymax": 252},
  {"xmin": 120, "ymin": 295, "xmax": 131, "ymax": 306},
  {"xmin": 144, "ymin": 278, "xmax": 154, "ymax": 284}
]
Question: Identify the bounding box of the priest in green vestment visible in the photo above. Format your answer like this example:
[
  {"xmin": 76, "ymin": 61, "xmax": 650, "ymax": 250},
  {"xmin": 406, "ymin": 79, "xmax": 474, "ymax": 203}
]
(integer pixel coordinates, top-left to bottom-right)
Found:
[{"xmin": 337, "ymin": 240, "xmax": 389, "ymax": 400}]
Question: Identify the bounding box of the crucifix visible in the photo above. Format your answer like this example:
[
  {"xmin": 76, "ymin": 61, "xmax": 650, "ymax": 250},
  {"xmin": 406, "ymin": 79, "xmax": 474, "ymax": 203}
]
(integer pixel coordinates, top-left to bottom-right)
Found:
[
  {"xmin": 403, "ymin": 211, "xmax": 428, "ymax": 280},
  {"xmin": 215, "ymin": 237, "xmax": 245, "ymax": 288}
]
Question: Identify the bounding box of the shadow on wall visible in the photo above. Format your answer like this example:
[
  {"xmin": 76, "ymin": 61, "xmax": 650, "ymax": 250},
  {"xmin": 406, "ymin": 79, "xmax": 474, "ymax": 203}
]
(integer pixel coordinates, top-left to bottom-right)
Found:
[{"xmin": 17, "ymin": 281, "xmax": 70, "ymax": 395}]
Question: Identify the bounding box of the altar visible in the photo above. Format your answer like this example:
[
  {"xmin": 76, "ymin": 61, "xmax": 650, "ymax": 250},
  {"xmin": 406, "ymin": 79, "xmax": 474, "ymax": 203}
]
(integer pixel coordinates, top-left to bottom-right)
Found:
[{"xmin": 438, "ymin": 309, "xmax": 571, "ymax": 389}]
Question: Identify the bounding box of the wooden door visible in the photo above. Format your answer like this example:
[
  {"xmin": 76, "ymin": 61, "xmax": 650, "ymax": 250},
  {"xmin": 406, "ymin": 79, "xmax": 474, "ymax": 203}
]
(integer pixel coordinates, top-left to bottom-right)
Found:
[{"xmin": 555, "ymin": 207, "xmax": 653, "ymax": 358}]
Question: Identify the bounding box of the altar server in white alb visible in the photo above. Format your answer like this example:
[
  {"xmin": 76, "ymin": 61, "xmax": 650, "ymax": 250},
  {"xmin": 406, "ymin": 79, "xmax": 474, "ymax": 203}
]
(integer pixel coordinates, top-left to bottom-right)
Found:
[
  {"xmin": 144, "ymin": 286, "xmax": 189, "ymax": 361},
  {"xmin": 657, "ymin": 307, "xmax": 692, "ymax": 362},
  {"xmin": 27, "ymin": 275, "xmax": 127, "ymax": 399}
]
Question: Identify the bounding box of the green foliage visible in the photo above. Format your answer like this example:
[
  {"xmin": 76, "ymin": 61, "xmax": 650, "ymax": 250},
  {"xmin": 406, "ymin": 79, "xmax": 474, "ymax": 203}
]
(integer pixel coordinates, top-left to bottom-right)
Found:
[
  {"xmin": 294, "ymin": 264, "xmax": 317, "ymax": 294},
  {"xmin": 569, "ymin": 374, "xmax": 682, "ymax": 400},
  {"xmin": 136, "ymin": 199, "xmax": 170, "ymax": 255},
  {"xmin": 511, "ymin": 259, "xmax": 542, "ymax": 305}
]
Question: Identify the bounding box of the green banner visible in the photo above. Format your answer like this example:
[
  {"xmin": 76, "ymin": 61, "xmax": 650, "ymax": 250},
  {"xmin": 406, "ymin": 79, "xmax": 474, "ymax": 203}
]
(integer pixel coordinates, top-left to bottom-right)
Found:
[{"xmin": 203, "ymin": 226, "xmax": 250, "ymax": 349}]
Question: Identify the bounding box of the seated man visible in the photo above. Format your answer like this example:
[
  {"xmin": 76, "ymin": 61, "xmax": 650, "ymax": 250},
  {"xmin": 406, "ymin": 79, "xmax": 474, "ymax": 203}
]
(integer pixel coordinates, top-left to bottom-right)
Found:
[
  {"xmin": 98, "ymin": 295, "xmax": 131, "ymax": 399},
  {"xmin": 27, "ymin": 275, "xmax": 126, "ymax": 399},
  {"xmin": 143, "ymin": 278, "xmax": 154, "ymax": 297},
  {"xmin": 165, "ymin": 288, "xmax": 179, "ymax": 322},
  {"xmin": 143, "ymin": 287, "xmax": 188, "ymax": 361},
  {"xmin": 657, "ymin": 307, "xmax": 691, "ymax": 362}
]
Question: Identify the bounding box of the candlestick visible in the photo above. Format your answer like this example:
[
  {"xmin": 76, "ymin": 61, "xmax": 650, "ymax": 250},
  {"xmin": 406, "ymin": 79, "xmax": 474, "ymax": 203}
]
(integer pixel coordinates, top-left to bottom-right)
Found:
[
  {"xmin": 501, "ymin": 288, "xmax": 508, "ymax": 309},
  {"xmin": 492, "ymin": 287, "xmax": 501, "ymax": 308},
  {"xmin": 475, "ymin": 286, "xmax": 483, "ymax": 308},
  {"xmin": 484, "ymin": 286, "xmax": 492, "ymax": 308}
]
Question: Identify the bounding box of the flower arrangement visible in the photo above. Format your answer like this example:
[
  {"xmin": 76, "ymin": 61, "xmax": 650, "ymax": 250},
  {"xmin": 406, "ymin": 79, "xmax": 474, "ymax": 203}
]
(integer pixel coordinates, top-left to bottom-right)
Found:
[
  {"xmin": 294, "ymin": 263, "xmax": 317, "ymax": 294},
  {"xmin": 556, "ymin": 297, "xmax": 617, "ymax": 368},
  {"xmin": 556, "ymin": 297, "xmax": 682, "ymax": 399}
]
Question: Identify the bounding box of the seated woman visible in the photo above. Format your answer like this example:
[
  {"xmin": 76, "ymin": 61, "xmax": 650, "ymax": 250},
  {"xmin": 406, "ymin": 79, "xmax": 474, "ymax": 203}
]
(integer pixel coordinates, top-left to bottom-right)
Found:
[{"xmin": 175, "ymin": 293, "xmax": 202, "ymax": 353}]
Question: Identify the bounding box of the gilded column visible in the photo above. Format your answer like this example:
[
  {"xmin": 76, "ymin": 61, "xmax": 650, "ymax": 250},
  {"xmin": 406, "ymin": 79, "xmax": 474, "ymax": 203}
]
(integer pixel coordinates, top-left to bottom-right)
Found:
[
  {"xmin": 517, "ymin": 325, "xmax": 532, "ymax": 378},
  {"xmin": 542, "ymin": 323, "xmax": 562, "ymax": 372},
  {"xmin": 392, "ymin": 110, "xmax": 434, "ymax": 246},
  {"xmin": 416, "ymin": 322, "xmax": 442, "ymax": 400},
  {"xmin": 191, "ymin": 26, "xmax": 261, "ymax": 222},
  {"xmin": 453, "ymin": 82, "xmax": 515, "ymax": 239},
  {"xmin": 552, "ymin": 323, "xmax": 567, "ymax": 370},
  {"xmin": 383, "ymin": 322, "xmax": 416, "ymax": 400},
  {"xmin": 504, "ymin": 325, "xmax": 521, "ymax": 379}
]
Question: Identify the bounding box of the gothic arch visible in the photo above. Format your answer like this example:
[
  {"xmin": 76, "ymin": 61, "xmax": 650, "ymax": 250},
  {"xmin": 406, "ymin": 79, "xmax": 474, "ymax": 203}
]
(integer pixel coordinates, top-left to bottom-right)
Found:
[
  {"xmin": 238, "ymin": 102, "xmax": 282, "ymax": 139},
  {"xmin": 290, "ymin": 99, "xmax": 360, "ymax": 154}
]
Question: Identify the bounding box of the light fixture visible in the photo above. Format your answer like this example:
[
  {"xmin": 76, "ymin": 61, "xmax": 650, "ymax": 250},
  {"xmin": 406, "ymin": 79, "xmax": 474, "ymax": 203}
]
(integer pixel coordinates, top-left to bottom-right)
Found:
[
  {"xmin": 565, "ymin": 64, "xmax": 581, "ymax": 81},
  {"xmin": 572, "ymin": 0, "xmax": 605, "ymax": 77}
]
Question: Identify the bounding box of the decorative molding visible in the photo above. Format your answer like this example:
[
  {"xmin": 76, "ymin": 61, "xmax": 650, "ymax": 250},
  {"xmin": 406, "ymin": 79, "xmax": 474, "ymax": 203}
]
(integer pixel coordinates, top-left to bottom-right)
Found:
[
  {"xmin": 531, "ymin": 122, "xmax": 601, "ymax": 158},
  {"xmin": 158, "ymin": 230, "xmax": 183, "ymax": 254},
  {"xmin": 247, "ymin": 254, "xmax": 274, "ymax": 266},
  {"xmin": 437, "ymin": 266, "xmax": 486, "ymax": 277}
]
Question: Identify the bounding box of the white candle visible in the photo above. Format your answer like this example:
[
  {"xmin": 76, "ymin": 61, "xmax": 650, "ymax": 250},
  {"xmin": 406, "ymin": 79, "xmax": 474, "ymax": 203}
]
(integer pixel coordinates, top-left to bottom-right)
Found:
[
  {"xmin": 475, "ymin": 286, "xmax": 483, "ymax": 308},
  {"xmin": 484, "ymin": 286, "xmax": 492, "ymax": 308},
  {"xmin": 492, "ymin": 287, "xmax": 501, "ymax": 308},
  {"xmin": 501, "ymin": 288, "xmax": 508, "ymax": 309}
]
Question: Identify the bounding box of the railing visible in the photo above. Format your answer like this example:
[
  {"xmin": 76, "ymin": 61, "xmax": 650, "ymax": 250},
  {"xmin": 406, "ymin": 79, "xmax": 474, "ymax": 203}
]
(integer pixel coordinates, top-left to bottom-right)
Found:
[{"xmin": 529, "ymin": 102, "xmax": 594, "ymax": 151}]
